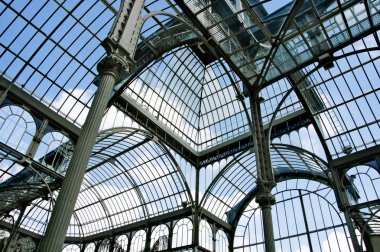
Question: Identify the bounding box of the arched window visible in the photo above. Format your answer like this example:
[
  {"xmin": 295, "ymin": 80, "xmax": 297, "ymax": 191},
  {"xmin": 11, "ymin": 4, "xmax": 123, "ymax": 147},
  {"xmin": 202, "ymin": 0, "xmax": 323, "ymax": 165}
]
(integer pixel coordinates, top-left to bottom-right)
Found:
[
  {"xmin": 98, "ymin": 239, "xmax": 111, "ymax": 252},
  {"xmin": 13, "ymin": 237, "xmax": 35, "ymax": 252},
  {"xmin": 35, "ymin": 131, "xmax": 73, "ymax": 174},
  {"xmin": 115, "ymin": 234, "xmax": 129, "ymax": 252},
  {"xmin": 62, "ymin": 244, "xmax": 80, "ymax": 252},
  {"xmin": 345, "ymin": 165, "xmax": 380, "ymax": 249},
  {"xmin": 345, "ymin": 165, "xmax": 380, "ymax": 204},
  {"xmin": 172, "ymin": 218, "xmax": 193, "ymax": 248},
  {"xmin": 0, "ymin": 105, "xmax": 36, "ymax": 154},
  {"xmin": 150, "ymin": 224, "xmax": 169, "ymax": 251},
  {"xmin": 130, "ymin": 230, "xmax": 146, "ymax": 252},
  {"xmin": 84, "ymin": 242, "xmax": 96, "ymax": 252},
  {"xmin": 199, "ymin": 219, "xmax": 212, "ymax": 251},
  {"xmin": 234, "ymin": 179, "xmax": 353, "ymax": 252},
  {"xmin": 216, "ymin": 229, "xmax": 229, "ymax": 252}
]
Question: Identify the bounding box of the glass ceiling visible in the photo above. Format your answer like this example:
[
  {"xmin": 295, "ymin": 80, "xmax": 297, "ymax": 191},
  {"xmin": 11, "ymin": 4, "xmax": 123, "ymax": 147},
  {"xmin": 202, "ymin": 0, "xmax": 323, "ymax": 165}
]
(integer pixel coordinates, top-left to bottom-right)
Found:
[
  {"xmin": 1, "ymin": 0, "xmax": 380, "ymax": 246},
  {"xmin": 183, "ymin": 0, "xmax": 380, "ymax": 85},
  {"xmin": 0, "ymin": 0, "xmax": 116, "ymax": 126},
  {"xmin": 1, "ymin": 0, "xmax": 379, "ymax": 153},
  {"xmin": 125, "ymin": 46, "xmax": 250, "ymax": 151},
  {"xmin": 3, "ymin": 128, "xmax": 191, "ymax": 237},
  {"xmin": 201, "ymin": 144, "xmax": 330, "ymax": 222},
  {"xmin": 301, "ymin": 33, "xmax": 380, "ymax": 158}
]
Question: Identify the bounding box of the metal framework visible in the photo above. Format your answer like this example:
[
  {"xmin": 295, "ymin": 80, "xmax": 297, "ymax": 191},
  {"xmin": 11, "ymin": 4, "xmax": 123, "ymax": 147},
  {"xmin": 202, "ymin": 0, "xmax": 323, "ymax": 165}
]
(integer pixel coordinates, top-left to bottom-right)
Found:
[{"xmin": 1, "ymin": 0, "xmax": 380, "ymax": 252}]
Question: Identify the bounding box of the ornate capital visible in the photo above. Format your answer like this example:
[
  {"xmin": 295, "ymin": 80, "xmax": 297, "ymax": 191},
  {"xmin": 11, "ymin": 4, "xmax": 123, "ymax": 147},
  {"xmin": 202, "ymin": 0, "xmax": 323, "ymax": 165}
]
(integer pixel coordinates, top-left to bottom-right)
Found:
[
  {"xmin": 256, "ymin": 191, "xmax": 275, "ymax": 206},
  {"xmin": 97, "ymin": 37, "xmax": 133, "ymax": 81},
  {"xmin": 255, "ymin": 178, "xmax": 276, "ymax": 206},
  {"xmin": 97, "ymin": 53, "xmax": 130, "ymax": 81}
]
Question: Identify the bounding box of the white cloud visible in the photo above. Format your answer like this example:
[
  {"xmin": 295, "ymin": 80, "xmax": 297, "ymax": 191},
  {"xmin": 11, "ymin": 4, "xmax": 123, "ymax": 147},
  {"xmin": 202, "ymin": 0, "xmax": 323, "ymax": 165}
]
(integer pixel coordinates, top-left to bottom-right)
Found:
[
  {"xmin": 100, "ymin": 105, "xmax": 140, "ymax": 131},
  {"xmin": 51, "ymin": 88, "xmax": 93, "ymax": 126},
  {"xmin": 322, "ymin": 230, "xmax": 350, "ymax": 252}
]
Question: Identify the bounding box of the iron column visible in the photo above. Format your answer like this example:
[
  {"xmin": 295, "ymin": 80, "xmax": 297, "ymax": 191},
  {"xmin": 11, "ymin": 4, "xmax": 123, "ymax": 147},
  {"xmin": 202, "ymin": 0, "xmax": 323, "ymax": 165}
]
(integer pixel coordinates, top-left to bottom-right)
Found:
[
  {"xmin": 250, "ymin": 89, "xmax": 276, "ymax": 252},
  {"xmin": 37, "ymin": 0, "xmax": 146, "ymax": 250},
  {"xmin": 37, "ymin": 53, "xmax": 129, "ymax": 252}
]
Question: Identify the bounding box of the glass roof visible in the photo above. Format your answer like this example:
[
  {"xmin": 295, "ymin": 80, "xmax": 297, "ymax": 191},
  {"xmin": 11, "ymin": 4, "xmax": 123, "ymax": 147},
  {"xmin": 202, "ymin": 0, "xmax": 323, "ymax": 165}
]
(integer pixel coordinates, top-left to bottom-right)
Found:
[
  {"xmin": 260, "ymin": 77, "xmax": 302, "ymax": 125},
  {"xmin": 0, "ymin": 0, "xmax": 190, "ymax": 126},
  {"xmin": 1, "ymin": 0, "xmax": 380, "ymax": 247},
  {"xmin": 125, "ymin": 46, "xmax": 250, "ymax": 151},
  {"xmin": 1, "ymin": 0, "xmax": 379, "ymax": 154},
  {"xmin": 183, "ymin": 0, "xmax": 380, "ymax": 85},
  {"xmin": 201, "ymin": 144, "xmax": 330, "ymax": 222},
  {"xmin": 0, "ymin": 0, "xmax": 117, "ymax": 126},
  {"xmin": 300, "ymin": 33, "xmax": 380, "ymax": 158},
  {"xmin": 4, "ymin": 128, "xmax": 191, "ymax": 237},
  {"xmin": 234, "ymin": 178, "xmax": 344, "ymax": 251}
]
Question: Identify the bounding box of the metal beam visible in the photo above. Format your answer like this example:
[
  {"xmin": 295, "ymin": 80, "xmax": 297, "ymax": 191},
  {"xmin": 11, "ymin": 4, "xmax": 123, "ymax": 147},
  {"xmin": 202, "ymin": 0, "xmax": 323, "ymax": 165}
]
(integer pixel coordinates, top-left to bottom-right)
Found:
[
  {"xmin": 65, "ymin": 207, "xmax": 193, "ymax": 243},
  {"xmin": 18, "ymin": 207, "xmax": 230, "ymax": 244},
  {"xmin": 331, "ymin": 144, "xmax": 380, "ymax": 170},
  {"xmin": 0, "ymin": 219, "xmax": 42, "ymax": 240},
  {"xmin": 200, "ymin": 208, "xmax": 232, "ymax": 231},
  {"xmin": 348, "ymin": 199, "xmax": 380, "ymax": 212},
  {"xmin": 114, "ymin": 94, "xmax": 199, "ymax": 166},
  {"xmin": 0, "ymin": 142, "xmax": 64, "ymax": 180},
  {"xmin": 118, "ymin": 93, "xmax": 197, "ymax": 155}
]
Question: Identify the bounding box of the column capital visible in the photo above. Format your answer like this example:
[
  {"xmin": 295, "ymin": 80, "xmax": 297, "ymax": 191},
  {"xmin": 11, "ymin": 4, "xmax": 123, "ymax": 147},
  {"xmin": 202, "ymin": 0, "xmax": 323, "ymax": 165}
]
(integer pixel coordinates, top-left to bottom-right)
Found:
[
  {"xmin": 255, "ymin": 179, "xmax": 276, "ymax": 206},
  {"xmin": 256, "ymin": 192, "xmax": 275, "ymax": 206},
  {"xmin": 97, "ymin": 38, "xmax": 132, "ymax": 81},
  {"xmin": 97, "ymin": 53, "xmax": 130, "ymax": 81}
]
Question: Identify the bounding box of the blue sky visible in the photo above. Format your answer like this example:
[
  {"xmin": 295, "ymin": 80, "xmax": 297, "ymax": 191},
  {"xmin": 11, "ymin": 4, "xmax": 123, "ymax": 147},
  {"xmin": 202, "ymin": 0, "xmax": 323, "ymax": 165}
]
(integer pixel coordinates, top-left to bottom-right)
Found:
[{"xmin": 1, "ymin": 0, "xmax": 380, "ymax": 251}]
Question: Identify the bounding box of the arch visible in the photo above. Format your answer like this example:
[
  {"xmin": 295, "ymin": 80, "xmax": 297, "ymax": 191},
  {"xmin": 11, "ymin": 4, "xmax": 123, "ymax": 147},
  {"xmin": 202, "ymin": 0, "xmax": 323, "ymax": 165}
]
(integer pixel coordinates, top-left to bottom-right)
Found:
[
  {"xmin": 0, "ymin": 105, "xmax": 36, "ymax": 154},
  {"xmin": 344, "ymin": 164, "xmax": 380, "ymax": 244},
  {"xmin": 201, "ymin": 144, "xmax": 331, "ymax": 223},
  {"xmin": 150, "ymin": 224, "xmax": 169, "ymax": 251},
  {"xmin": 3, "ymin": 127, "xmax": 192, "ymax": 238},
  {"xmin": 35, "ymin": 131, "xmax": 73, "ymax": 175},
  {"xmin": 130, "ymin": 230, "xmax": 146, "ymax": 252},
  {"xmin": 62, "ymin": 244, "xmax": 80, "ymax": 252},
  {"xmin": 233, "ymin": 179, "xmax": 352, "ymax": 252},
  {"xmin": 199, "ymin": 219, "xmax": 213, "ymax": 251},
  {"xmin": 111, "ymin": 14, "xmax": 202, "ymax": 104},
  {"xmin": 86, "ymin": 127, "xmax": 193, "ymax": 237},
  {"xmin": 115, "ymin": 234, "xmax": 129, "ymax": 252},
  {"xmin": 172, "ymin": 217, "xmax": 193, "ymax": 248},
  {"xmin": 345, "ymin": 165, "xmax": 380, "ymax": 204},
  {"xmin": 135, "ymin": 11, "xmax": 202, "ymax": 59},
  {"xmin": 78, "ymin": 127, "xmax": 193, "ymax": 235},
  {"xmin": 84, "ymin": 242, "xmax": 96, "ymax": 252},
  {"xmin": 216, "ymin": 229, "xmax": 229, "ymax": 252}
]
